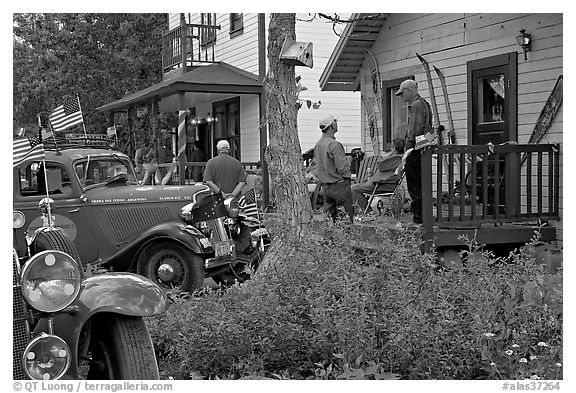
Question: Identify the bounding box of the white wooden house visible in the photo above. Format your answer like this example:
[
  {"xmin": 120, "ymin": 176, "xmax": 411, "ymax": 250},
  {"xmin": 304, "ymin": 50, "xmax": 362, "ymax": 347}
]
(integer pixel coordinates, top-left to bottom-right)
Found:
[{"xmin": 320, "ymin": 13, "xmax": 563, "ymax": 246}]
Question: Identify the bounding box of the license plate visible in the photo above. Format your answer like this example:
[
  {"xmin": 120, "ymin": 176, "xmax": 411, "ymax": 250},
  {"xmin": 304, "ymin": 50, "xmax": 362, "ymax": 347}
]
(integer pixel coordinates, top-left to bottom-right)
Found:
[
  {"xmin": 199, "ymin": 238, "xmax": 212, "ymax": 248},
  {"xmin": 215, "ymin": 240, "xmax": 233, "ymax": 257},
  {"xmin": 250, "ymin": 228, "xmax": 268, "ymax": 237}
]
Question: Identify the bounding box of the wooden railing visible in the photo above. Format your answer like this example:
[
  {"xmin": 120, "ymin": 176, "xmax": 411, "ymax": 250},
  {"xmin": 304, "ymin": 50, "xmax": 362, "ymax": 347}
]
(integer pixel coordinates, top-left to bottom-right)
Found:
[
  {"xmin": 421, "ymin": 143, "xmax": 561, "ymax": 233},
  {"xmin": 162, "ymin": 23, "xmax": 221, "ymax": 73}
]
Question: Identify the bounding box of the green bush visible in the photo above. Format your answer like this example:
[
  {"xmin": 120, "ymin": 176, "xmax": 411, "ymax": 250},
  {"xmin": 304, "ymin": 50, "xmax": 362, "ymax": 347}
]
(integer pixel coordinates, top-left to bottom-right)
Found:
[{"xmin": 146, "ymin": 221, "xmax": 562, "ymax": 380}]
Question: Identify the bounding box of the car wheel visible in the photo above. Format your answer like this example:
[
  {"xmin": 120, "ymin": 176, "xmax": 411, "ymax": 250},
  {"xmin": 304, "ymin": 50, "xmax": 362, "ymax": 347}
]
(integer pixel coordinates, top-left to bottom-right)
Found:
[
  {"xmin": 30, "ymin": 227, "xmax": 82, "ymax": 263},
  {"xmin": 136, "ymin": 241, "xmax": 204, "ymax": 293},
  {"xmin": 80, "ymin": 315, "xmax": 159, "ymax": 380}
]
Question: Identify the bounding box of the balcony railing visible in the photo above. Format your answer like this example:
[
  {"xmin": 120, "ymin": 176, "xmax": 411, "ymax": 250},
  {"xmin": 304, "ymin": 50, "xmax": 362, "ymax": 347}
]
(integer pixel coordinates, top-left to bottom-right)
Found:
[
  {"xmin": 162, "ymin": 23, "xmax": 221, "ymax": 74},
  {"xmin": 421, "ymin": 143, "xmax": 561, "ymax": 233}
]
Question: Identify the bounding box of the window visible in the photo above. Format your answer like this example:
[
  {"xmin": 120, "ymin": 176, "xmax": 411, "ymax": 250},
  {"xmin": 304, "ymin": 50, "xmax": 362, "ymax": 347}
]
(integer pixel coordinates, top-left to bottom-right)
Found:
[
  {"xmin": 201, "ymin": 13, "xmax": 217, "ymax": 46},
  {"xmin": 19, "ymin": 161, "xmax": 73, "ymax": 197},
  {"xmin": 212, "ymin": 97, "xmax": 241, "ymax": 160},
  {"xmin": 229, "ymin": 13, "xmax": 243, "ymax": 37},
  {"xmin": 382, "ymin": 77, "xmax": 411, "ymax": 150},
  {"xmin": 467, "ymin": 52, "xmax": 517, "ymax": 145}
]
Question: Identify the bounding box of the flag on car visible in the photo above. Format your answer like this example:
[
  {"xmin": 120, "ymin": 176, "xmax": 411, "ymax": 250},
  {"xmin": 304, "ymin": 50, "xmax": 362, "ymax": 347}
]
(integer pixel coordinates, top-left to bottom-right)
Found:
[
  {"xmin": 41, "ymin": 128, "xmax": 54, "ymax": 140},
  {"xmin": 49, "ymin": 97, "xmax": 84, "ymax": 132},
  {"xmin": 239, "ymin": 188, "xmax": 258, "ymax": 218},
  {"xmin": 13, "ymin": 137, "xmax": 45, "ymax": 168}
]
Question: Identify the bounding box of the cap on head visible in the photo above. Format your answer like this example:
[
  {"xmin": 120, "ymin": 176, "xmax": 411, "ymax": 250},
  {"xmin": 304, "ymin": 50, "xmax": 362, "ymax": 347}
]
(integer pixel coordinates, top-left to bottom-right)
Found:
[
  {"xmin": 216, "ymin": 140, "xmax": 230, "ymax": 150},
  {"xmin": 319, "ymin": 114, "xmax": 337, "ymax": 131},
  {"xmin": 395, "ymin": 79, "xmax": 418, "ymax": 96}
]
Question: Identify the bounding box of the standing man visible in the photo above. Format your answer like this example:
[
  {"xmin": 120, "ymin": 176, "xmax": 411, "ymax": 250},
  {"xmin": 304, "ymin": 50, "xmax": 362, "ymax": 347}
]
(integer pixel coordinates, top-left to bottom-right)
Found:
[
  {"xmin": 204, "ymin": 139, "xmax": 246, "ymax": 199},
  {"xmin": 314, "ymin": 115, "xmax": 354, "ymax": 223},
  {"xmin": 395, "ymin": 79, "xmax": 433, "ymax": 224}
]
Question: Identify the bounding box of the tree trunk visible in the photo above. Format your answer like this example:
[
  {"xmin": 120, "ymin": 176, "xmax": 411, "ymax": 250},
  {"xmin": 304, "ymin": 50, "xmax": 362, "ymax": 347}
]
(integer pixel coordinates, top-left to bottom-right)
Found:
[{"xmin": 263, "ymin": 13, "xmax": 313, "ymax": 243}]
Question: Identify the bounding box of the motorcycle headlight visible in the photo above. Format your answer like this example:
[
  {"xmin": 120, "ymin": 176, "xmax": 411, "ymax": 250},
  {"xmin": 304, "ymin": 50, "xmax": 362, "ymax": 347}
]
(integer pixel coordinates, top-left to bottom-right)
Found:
[
  {"xmin": 224, "ymin": 196, "xmax": 239, "ymax": 218},
  {"xmin": 20, "ymin": 250, "xmax": 82, "ymax": 313},
  {"xmin": 180, "ymin": 202, "xmax": 196, "ymax": 223},
  {"xmin": 13, "ymin": 210, "xmax": 25, "ymax": 229},
  {"xmin": 23, "ymin": 333, "xmax": 70, "ymax": 380}
]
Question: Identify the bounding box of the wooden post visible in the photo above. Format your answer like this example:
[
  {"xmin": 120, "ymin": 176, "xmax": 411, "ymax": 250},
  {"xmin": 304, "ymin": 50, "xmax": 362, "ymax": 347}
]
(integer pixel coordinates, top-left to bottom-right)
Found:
[
  {"xmin": 128, "ymin": 107, "xmax": 136, "ymax": 158},
  {"xmin": 421, "ymin": 148, "xmax": 434, "ymax": 252},
  {"xmin": 180, "ymin": 13, "xmax": 187, "ymax": 74},
  {"xmin": 177, "ymin": 91, "xmax": 187, "ymax": 184}
]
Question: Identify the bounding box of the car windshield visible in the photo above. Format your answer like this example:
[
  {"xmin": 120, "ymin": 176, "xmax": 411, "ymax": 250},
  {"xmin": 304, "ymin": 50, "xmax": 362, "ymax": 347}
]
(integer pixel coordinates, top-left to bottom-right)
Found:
[{"xmin": 74, "ymin": 155, "xmax": 137, "ymax": 189}]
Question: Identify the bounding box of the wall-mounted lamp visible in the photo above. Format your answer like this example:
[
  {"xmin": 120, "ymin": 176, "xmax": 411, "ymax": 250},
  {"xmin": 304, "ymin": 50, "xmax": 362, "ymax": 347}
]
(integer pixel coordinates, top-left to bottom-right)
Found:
[
  {"xmin": 206, "ymin": 113, "xmax": 216, "ymax": 124},
  {"xmin": 516, "ymin": 28, "xmax": 532, "ymax": 61}
]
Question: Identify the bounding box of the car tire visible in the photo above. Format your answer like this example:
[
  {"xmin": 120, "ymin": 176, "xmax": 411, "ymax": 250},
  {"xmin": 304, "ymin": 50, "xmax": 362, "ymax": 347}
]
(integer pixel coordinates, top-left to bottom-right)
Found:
[
  {"xmin": 30, "ymin": 227, "xmax": 82, "ymax": 264},
  {"xmin": 136, "ymin": 241, "xmax": 204, "ymax": 293},
  {"xmin": 82, "ymin": 315, "xmax": 159, "ymax": 380}
]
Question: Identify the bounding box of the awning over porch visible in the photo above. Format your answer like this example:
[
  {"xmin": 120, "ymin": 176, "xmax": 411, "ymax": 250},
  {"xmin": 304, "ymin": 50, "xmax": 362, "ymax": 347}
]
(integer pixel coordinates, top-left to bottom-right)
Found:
[
  {"xmin": 97, "ymin": 62, "xmax": 262, "ymax": 113},
  {"xmin": 319, "ymin": 13, "xmax": 386, "ymax": 92}
]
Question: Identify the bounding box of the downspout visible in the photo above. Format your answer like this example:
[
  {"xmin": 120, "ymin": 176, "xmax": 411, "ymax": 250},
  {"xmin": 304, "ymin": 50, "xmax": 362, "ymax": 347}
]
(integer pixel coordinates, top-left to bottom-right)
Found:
[{"xmin": 258, "ymin": 13, "xmax": 270, "ymax": 208}]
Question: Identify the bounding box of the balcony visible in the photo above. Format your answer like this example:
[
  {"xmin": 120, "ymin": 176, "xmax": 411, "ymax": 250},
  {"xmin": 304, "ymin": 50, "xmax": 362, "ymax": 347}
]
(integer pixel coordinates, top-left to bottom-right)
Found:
[{"xmin": 162, "ymin": 23, "xmax": 221, "ymax": 75}]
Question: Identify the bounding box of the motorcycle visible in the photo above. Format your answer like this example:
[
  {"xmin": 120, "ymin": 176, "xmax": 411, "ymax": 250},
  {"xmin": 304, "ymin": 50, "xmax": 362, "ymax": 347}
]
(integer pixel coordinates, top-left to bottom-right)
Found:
[{"xmin": 180, "ymin": 191, "xmax": 271, "ymax": 286}]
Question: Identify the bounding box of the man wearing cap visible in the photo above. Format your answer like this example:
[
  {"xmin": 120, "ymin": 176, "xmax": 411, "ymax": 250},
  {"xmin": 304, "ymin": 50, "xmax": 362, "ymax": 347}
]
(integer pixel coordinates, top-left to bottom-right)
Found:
[
  {"xmin": 314, "ymin": 115, "xmax": 354, "ymax": 223},
  {"xmin": 204, "ymin": 139, "xmax": 246, "ymax": 199},
  {"xmin": 395, "ymin": 79, "xmax": 433, "ymax": 224}
]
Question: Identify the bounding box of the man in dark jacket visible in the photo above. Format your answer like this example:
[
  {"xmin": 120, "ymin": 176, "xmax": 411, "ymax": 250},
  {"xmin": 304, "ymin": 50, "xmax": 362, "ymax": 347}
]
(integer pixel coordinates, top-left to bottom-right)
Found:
[
  {"xmin": 396, "ymin": 79, "xmax": 433, "ymax": 224},
  {"xmin": 314, "ymin": 114, "xmax": 354, "ymax": 223}
]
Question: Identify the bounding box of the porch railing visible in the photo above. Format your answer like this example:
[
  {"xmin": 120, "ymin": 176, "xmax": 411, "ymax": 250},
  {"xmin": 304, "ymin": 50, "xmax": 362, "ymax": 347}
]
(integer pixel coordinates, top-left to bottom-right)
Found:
[
  {"xmin": 421, "ymin": 143, "xmax": 561, "ymax": 232},
  {"xmin": 162, "ymin": 23, "xmax": 221, "ymax": 74}
]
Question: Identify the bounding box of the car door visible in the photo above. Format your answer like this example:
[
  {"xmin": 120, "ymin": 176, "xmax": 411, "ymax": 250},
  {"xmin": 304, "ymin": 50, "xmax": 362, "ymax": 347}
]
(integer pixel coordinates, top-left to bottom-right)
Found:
[{"xmin": 13, "ymin": 159, "xmax": 100, "ymax": 264}]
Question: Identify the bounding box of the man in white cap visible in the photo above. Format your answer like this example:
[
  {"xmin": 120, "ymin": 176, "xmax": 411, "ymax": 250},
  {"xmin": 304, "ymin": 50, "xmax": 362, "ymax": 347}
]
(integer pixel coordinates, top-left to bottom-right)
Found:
[
  {"xmin": 204, "ymin": 139, "xmax": 246, "ymax": 199},
  {"xmin": 314, "ymin": 114, "xmax": 354, "ymax": 223},
  {"xmin": 395, "ymin": 79, "xmax": 433, "ymax": 224}
]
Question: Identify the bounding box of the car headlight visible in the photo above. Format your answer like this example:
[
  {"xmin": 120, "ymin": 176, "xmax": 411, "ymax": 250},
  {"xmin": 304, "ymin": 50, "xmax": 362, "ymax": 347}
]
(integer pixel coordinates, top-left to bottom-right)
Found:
[
  {"xmin": 20, "ymin": 250, "xmax": 82, "ymax": 313},
  {"xmin": 23, "ymin": 333, "xmax": 70, "ymax": 380},
  {"xmin": 13, "ymin": 210, "xmax": 25, "ymax": 229}
]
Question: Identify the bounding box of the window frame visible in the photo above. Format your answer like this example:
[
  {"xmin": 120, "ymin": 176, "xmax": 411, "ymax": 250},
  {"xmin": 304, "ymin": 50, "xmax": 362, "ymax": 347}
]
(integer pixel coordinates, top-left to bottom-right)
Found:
[
  {"xmin": 467, "ymin": 52, "xmax": 518, "ymax": 145},
  {"xmin": 382, "ymin": 76, "xmax": 413, "ymax": 151},
  {"xmin": 229, "ymin": 13, "xmax": 244, "ymax": 38},
  {"xmin": 200, "ymin": 13, "xmax": 217, "ymax": 47}
]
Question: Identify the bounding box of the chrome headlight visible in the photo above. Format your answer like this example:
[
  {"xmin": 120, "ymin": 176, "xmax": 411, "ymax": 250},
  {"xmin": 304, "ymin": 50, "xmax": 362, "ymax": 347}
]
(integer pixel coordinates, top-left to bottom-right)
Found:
[
  {"xmin": 23, "ymin": 333, "xmax": 70, "ymax": 380},
  {"xmin": 20, "ymin": 250, "xmax": 82, "ymax": 313},
  {"xmin": 224, "ymin": 196, "xmax": 239, "ymax": 218},
  {"xmin": 180, "ymin": 201, "xmax": 197, "ymax": 223},
  {"xmin": 13, "ymin": 210, "xmax": 25, "ymax": 229}
]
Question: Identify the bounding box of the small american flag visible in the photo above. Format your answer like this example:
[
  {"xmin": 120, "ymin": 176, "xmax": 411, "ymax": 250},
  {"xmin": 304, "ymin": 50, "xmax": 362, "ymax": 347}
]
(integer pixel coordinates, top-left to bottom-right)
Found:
[
  {"xmin": 239, "ymin": 188, "xmax": 258, "ymax": 218},
  {"xmin": 13, "ymin": 137, "xmax": 45, "ymax": 168},
  {"xmin": 49, "ymin": 97, "xmax": 84, "ymax": 132}
]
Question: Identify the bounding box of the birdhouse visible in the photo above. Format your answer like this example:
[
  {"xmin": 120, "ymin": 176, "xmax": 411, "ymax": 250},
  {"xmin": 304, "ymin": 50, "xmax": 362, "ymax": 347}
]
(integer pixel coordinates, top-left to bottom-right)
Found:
[{"xmin": 280, "ymin": 37, "xmax": 313, "ymax": 68}]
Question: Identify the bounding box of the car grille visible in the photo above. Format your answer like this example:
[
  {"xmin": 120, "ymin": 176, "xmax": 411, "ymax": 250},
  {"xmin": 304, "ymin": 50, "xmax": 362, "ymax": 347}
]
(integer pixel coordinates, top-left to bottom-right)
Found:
[
  {"xmin": 105, "ymin": 205, "xmax": 173, "ymax": 241},
  {"xmin": 206, "ymin": 217, "xmax": 229, "ymax": 243},
  {"xmin": 13, "ymin": 252, "xmax": 30, "ymax": 380}
]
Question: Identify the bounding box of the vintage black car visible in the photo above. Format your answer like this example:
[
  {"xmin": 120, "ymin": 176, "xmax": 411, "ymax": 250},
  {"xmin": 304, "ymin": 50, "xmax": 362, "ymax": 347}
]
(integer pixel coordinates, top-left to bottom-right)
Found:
[
  {"xmin": 13, "ymin": 139, "xmax": 270, "ymax": 293},
  {"xmin": 13, "ymin": 209, "xmax": 168, "ymax": 380}
]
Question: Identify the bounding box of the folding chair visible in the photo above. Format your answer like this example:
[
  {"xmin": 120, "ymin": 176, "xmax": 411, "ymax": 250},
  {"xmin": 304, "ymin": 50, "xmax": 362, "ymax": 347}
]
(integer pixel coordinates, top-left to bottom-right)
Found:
[
  {"xmin": 363, "ymin": 170, "xmax": 406, "ymax": 217},
  {"xmin": 363, "ymin": 148, "xmax": 412, "ymax": 217}
]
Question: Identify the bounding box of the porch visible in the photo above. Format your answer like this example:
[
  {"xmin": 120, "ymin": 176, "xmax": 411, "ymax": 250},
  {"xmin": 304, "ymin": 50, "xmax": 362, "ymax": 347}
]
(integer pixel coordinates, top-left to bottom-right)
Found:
[{"xmin": 420, "ymin": 143, "xmax": 561, "ymax": 250}]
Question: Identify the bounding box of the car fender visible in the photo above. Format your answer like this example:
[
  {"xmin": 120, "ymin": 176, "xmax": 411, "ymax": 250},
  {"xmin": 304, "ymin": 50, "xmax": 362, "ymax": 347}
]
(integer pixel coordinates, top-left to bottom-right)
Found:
[
  {"xmin": 108, "ymin": 222, "xmax": 211, "ymax": 264},
  {"xmin": 32, "ymin": 272, "xmax": 168, "ymax": 379}
]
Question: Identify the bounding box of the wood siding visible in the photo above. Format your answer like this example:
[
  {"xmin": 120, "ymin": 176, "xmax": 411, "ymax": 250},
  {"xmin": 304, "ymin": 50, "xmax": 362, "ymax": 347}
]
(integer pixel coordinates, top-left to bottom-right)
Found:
[
  {"xmin": 362, "ymin": 13, "xmax": 562, "ymax": 238},
  {"xmin": 166, "ymin": 13, "xmax": 361, "ymax": 154}
]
